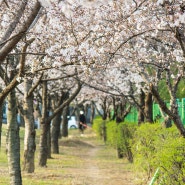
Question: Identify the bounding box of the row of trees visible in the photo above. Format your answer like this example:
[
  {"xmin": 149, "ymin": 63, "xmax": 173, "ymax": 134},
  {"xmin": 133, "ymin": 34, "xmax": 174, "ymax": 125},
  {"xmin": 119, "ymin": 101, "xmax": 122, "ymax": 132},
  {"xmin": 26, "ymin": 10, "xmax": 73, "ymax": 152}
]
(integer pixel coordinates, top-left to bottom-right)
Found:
[{"xmin": 0, "ymin": 0, "xmax": 185, "ymax": 184}]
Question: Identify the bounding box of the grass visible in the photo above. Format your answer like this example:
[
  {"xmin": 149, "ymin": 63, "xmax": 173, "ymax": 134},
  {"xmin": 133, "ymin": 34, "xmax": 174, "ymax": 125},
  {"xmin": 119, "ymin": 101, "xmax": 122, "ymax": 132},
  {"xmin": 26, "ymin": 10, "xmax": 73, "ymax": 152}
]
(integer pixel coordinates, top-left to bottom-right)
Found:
[{"xmin": 0, "ymin": 125, "xmax": 136, "ymax": 185}]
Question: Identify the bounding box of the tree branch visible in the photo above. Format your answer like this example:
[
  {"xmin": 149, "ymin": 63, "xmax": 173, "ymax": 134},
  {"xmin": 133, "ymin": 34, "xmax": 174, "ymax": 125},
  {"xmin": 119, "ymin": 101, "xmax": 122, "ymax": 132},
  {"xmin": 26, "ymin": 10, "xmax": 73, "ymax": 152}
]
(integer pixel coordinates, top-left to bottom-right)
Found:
[
  {"xmin": 0, "ymin": 0, "xmax": 28, "ymax": 48},
  {"xmin": 0, "ymin": 39, "xmax": 34, "ymax": 103},
  {"xmin": 46, "ymin": 81, "xmax": 82, "ymax": 124},
  {"xmin": 0, "ymin": 1, "xmax": 41, "ymax": 63},
  {"xmin": 27, "ymin": 72, "xmax": 43, "ymax": 97}
]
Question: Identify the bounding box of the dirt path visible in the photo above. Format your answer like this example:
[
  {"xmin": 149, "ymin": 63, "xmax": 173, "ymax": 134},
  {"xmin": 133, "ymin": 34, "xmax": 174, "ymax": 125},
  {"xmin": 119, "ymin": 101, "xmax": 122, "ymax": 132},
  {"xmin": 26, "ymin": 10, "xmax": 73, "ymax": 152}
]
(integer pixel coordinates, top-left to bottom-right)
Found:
[{"xmin": 59, "ymin": 131, "xmax": 136, "ymax": 185}]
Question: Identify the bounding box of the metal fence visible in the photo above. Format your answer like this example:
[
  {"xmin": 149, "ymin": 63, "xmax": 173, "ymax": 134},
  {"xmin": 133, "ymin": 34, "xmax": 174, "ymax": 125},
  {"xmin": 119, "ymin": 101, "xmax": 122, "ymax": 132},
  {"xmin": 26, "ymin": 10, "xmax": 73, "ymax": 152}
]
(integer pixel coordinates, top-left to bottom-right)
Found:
[{"xmin": 125, "ymin": 98, "xmax": 185, "ymax": 124}]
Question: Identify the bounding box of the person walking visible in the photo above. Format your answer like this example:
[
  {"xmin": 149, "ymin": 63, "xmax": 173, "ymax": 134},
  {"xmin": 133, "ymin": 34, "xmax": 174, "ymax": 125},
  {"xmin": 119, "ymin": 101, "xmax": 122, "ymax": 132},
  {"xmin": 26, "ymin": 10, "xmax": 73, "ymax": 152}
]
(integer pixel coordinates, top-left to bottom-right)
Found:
[{"xmin": 79, "ymin": 111, "xmax": 87, "ymax": 134}]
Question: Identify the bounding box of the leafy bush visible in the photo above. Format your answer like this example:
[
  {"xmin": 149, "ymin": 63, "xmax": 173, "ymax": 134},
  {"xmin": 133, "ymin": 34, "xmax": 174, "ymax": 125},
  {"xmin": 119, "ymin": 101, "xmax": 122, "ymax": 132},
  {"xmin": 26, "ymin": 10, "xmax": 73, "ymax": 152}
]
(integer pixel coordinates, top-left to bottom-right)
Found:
[
  {"xmin": 93, "ymin": 118, "xmax": 185, "ymax": 184},
  {"xmin": 115, "ymin": 122, "xmax": 136, "ymax": 162},
  {"xmin": 92, "ymin": 117, "xmax": 117, "ymax": 144},
  {"xmin": 93, "ymin": 118, "xmax": 136, "ymax": 162},
  {"xmin": 155, "ymin": 136, "xmax": 185, "ymax": 185},
  {"xmin": 106, "ymin": 120, "xmax": 117, "ymax": 147},
  {"xmin": 92, "ymin": 116, "xmax": 106, "ymax": 140},
  {"xmin": 132, "ymin": 123, "xmax": 185, "ymax": 184}
]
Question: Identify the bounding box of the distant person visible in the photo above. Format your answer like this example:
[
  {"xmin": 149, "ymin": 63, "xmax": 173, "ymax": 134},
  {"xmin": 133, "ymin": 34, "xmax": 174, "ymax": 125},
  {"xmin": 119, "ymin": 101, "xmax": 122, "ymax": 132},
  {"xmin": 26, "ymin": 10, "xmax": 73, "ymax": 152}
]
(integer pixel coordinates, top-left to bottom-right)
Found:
[{"xmin": 79, "ymin": 111, "xmax": 87, "ymax": 134}]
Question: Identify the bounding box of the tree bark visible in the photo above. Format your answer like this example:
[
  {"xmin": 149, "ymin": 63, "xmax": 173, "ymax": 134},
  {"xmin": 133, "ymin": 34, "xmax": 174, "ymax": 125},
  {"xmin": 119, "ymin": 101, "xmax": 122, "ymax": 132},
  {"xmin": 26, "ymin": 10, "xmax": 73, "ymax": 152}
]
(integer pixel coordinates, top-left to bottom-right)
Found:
[
  {"xmin": 61, "ymin": 106, "xmax": 69, "ymax": 137},
  {"xmin": 138, "ymin": 89, "xmax": 145, "ymax": 125},
  {"xmin": 6, "ymin": 89, "xmax": 22, "ymax": 185},
  {"xmin": 51, "ymin": 112, "xmax": 61, "ymax": 154},
  {"xmin": 144, "ymin": 92, "xmax": 153, "ymax": 123},
  {"xmin": 38, "ymin": 120, "xmax": 50, "ymax": 167},
  {"xmin": 46, "ymin": 96, "xmax": 52, "ymax": 159},
  {"xmin": 23, "ymin": 78, "xmax": 36, "ymax": 173},
  {"xmin": 150, "ymin": 83, "xmax": 185, "ymax": 137},
  {"xmin": 90, "ymin": 101, "xmax": 95, "ymax": 125},
  {"xmin": 162, "ymin": 116, "xmax": 172, "ymax": 128},
  {"xmin": 38, "ymin": 81, "xmax": 48, "ymax": 167},
  {"xmin": 47, "ymin": 123, "xmax": 51, "ymax": 159},
  {"xmin": 0, "ymin": 97, "xmax": 3, "ymax": 148},
  {"xmin": 51, "ymin": 94, "xmax": 62, "ymax": 154}
]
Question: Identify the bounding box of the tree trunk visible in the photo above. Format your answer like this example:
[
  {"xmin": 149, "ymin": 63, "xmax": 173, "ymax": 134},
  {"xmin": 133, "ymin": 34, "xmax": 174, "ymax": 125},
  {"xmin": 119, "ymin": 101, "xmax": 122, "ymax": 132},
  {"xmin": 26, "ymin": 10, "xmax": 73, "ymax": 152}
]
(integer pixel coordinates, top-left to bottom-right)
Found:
[
  {"xmin": 38, "ymin": 121, "xmax": 49, "ymax": 167},
  {"xmin": 51, "ymin": 94, "xmax": 63, "ymax": 154},
  {"xmin": 102, "ymin": 120, "xmax": 107, "ymax": 143},
  {"xmin": 162, "ymin": 116, "xmax": 172, "ymax": 128},
  {"xmin": 47, "ymin": 123, "xmax": 51, "ymax": 158},
  {"xmin": 150, "ymin": 84, "xmax": 185, "ymax": 137},
  {"xmin": 33, "ymin": 101, "xmax": 41, "ymax": 129},
  {"xmin": 39, "ymin": 81, "xmax": 82, "ymax": 166},
  {"xmin": 6, "ymin": 89, "xmax": 22, "ymax": 185},
  {"xmin": 51, "ymin": 112, "xmax": 61, "ymax": 154},
  {"xmin": 144, "ymin": 92, "xmax": 153, "ymax": 123},
  {"xmin": 90, "ymin": 102, "xmax": 95, "ymax": 125},
  {"xmin": 138, "ymin": 89, "xmax": 145, "ymax": 125},
  {"xmin": 47, "ymin": 96, "xmax": 52, "ymax": 159},
  {"xmin": 38, "ymin": 81, "xmax": 48, "ymax": 167},
  {"xmin": 0, "ymin": 101, "xmax": 3, "ymax": 148},
  {"xmin": 61, "ymin": 106, "xmax": 69, "ymax": 137},
  {"xmin": 23, "ymin": 79, "xmax": 36, "ymax": 173}
]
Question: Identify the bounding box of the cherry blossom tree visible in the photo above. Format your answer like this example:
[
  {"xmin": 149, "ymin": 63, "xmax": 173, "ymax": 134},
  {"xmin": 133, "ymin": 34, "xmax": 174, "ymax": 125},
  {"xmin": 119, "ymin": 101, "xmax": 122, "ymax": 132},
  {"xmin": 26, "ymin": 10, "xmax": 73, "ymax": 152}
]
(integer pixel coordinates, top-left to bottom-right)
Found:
[
  {"xmin": 1, "ymin": 1, "xmax": 185, "ymax": 184},
  {"xmin": 81, "ymin": 0, "xmax": 185, "ymax": 135}
]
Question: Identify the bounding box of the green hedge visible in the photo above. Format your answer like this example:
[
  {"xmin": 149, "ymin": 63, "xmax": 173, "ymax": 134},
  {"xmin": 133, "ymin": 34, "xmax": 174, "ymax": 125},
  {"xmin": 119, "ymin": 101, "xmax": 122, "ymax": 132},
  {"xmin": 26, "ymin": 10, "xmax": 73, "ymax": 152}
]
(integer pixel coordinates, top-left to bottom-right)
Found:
[
  {"xmin": 93, "ymin": 118, "xmax": 185, "ymax": 184},
  {"xmin": 132, "ymin": 123, "xmax": 185, "ymax": 185},
  {"xmin": 93, "ymin": 117, "xmax": 136, "ymax": 161}
]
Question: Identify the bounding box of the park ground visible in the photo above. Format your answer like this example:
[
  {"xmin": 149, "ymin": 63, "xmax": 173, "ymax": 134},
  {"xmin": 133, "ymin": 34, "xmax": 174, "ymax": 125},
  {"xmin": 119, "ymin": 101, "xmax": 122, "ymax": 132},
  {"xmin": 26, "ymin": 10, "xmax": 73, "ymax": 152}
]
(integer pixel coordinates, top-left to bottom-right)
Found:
[{"xmin": 0, "ymin": 126, "xmax": 139, "ymax": 185}]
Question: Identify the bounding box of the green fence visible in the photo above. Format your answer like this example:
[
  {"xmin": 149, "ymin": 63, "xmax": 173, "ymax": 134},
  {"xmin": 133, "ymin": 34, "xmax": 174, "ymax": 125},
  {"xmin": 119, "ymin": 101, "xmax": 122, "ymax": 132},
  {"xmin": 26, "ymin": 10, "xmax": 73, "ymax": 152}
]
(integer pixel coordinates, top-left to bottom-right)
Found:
[
  {"xmin": 125, "ymin": 98, "xmax": 185, "ymax": 124},
  {"xmin": 124, "ymin": 107, "xmax": 138, "ymax": 123}
]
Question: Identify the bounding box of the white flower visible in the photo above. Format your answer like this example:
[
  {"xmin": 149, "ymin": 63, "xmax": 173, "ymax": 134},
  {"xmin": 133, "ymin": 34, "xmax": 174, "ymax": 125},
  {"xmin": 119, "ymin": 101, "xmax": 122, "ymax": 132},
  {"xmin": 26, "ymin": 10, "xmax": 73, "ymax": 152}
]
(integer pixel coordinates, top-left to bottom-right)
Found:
[
  {"xmin": 38, "ymin": 0, "xmax": 51, "ymax": 8},
  {"xmin": 157, "ymin": 0, "xmax": 164, "ymax": 6}
]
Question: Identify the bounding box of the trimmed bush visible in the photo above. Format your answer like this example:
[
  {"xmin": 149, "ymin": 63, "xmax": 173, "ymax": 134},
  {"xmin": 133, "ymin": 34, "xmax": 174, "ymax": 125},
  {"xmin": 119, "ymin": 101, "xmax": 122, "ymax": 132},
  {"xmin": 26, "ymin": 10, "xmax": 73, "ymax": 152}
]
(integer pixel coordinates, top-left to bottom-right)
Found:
[
  {"xmin": 155, "ymin": 136, "xmax": 185, "ymax": 185},
  {"xmin": 106, "ymin": 120, "xmax": 117, "ymax": 147},
  {"xmin": 132, "ymin": 123, "xmax": 185, "ymax": 184},
  {"xmin": 93, "ymin": 118, "xmax": 185, "ymax": 184},
  {"xmin": 93, "ymin": 117, "xmax": 136, "ymax": 162},
  {"xmin": 92, "ymin": 116, "xmax": 107, "ymax": 142}
]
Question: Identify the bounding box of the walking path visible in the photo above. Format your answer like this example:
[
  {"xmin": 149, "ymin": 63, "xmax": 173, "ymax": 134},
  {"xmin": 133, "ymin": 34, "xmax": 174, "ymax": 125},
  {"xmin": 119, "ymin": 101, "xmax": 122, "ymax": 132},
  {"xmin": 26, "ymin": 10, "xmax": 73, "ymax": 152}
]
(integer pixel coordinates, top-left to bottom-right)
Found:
[{"xmin": 59, "ymin": 131, "xmax": 136, "ymax": 185}]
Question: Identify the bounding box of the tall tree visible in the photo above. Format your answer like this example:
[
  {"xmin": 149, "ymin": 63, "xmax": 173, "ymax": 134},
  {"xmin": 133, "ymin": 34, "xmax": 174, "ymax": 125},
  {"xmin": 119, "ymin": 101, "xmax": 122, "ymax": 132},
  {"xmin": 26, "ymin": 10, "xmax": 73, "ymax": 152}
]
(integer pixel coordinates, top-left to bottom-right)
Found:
[
  {"xmin": 22, "ymin": 74, "xmax": 42, "ymax": 173},
  {"xmin": 38, "ymin": 80, "xmax": 82, "ymax": 167},
  {"xmin": 6, "ymin": 83, "xmax": 22, "ymax": 185}
]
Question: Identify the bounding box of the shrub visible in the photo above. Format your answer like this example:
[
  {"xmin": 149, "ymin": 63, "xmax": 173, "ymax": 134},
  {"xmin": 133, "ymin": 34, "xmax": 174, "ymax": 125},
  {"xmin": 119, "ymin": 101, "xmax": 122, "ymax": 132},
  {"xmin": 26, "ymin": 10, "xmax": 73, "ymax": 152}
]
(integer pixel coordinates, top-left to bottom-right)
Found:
[
  {"xmin": 132, "ymin": 123, "xmax": 185, "ymax": 184},
  {"xmin": 115, "ymin": 122, "xmax": 136, "ymax": 162},
  {"xmin": 155, "ymin": 136, "xmax": 185, "ymax": 185},
  {"xmin": 106, "ymin": 120, "xmax": 117, "ymax": 147},
  {"xmin": 93, "ymin": 118, "xmax": 136, "ymax": 162},
  {"xmin": 92, "ymin": 117, "xmax": 107, "ymax": 140}
]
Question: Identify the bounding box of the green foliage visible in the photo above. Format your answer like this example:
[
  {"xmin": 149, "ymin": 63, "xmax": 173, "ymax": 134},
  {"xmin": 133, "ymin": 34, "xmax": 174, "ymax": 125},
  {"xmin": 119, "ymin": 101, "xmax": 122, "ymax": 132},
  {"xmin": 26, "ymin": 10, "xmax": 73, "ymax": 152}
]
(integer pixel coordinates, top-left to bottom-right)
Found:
[
  {"xmin": 158, "ymin": 80, "xmax": 170, "ymax": 101},
  {"xmin": 93, "ymin": 117, "xmax": 136, "ymax": 162},
  {"xmin": 177, "ymin": 79, "xmax": 185, "ymax": 99},
  {"xmin": 158, "ymin": 79, "xmax": 185, "ymax": 101},
  {"xmin": 106, "ymin": 120, "xmax": 117, "ymax": 147},
  {"xmin": 155, "ymin": 137, "xmax": 185, "ymax": 185},
  {"xmin": 92, "ymin": 116, "xmax": 105, "ymax": 139},
  {"xmin": 132, "ymin": 123, "xmax": 185, "ymax": 184},
  {"xmin": 93, "ymin": 117, "xmax": 185, "ymax": 184},
  {"xmin": 115, "ymin": 122, "xmax": 136, "ymax": 161},
  {"xmin": 132, "ymin": 123, "xmax": 163, "ymax": 179}
]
